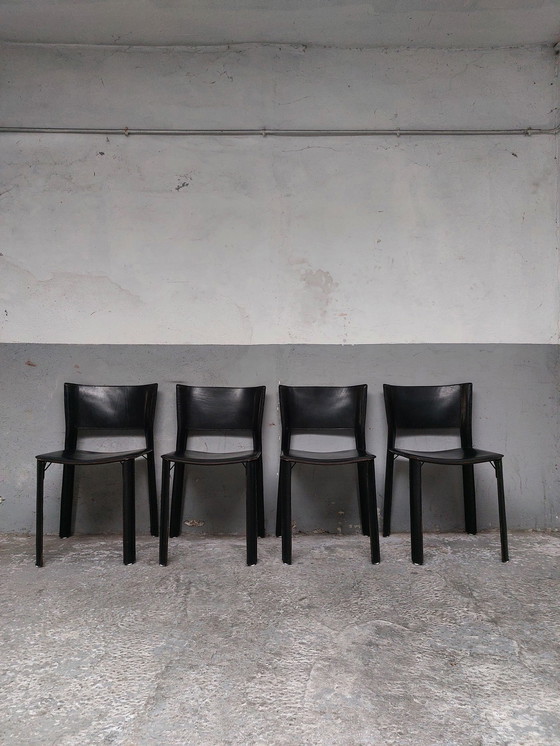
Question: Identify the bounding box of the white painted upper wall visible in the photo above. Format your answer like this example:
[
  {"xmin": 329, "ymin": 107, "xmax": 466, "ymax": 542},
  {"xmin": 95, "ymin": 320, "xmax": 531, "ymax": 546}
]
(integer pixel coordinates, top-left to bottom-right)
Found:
[
  {"xmin": 1, "ymin": 0, "xmax": 559, "ymax": 47},
  {"xmin": 0, "ymin": 44, "xmax": 558, "ymax": 344},
  {"xmin": 1, "ymin": 43, "xmax": 556, "ymax": 130}
]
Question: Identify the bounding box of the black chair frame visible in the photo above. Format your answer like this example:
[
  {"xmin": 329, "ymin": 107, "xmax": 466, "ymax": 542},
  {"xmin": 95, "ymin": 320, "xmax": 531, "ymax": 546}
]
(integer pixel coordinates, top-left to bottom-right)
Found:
[
  {"xmin": 383, "ymin": 382, "xmax": 508, "ymax": 565},
  {"xmin": 159, "ymin": 385, "xmax": 266, "ymax": 566},
  {"xmin": 36, "ymin": 383, "xmax": 158, "ymax": 566},
  {"xmin": 276, "ymin": 384, "xmax": 380, "ymax": 565}
]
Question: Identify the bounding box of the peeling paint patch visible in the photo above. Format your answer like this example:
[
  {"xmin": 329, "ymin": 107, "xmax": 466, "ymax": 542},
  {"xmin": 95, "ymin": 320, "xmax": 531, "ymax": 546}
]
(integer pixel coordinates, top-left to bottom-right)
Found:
[
  {"xmin": 235, "ymin": 303, "xmax": 253, "ymax": 344},
  {"xmin": 184, "ymin": 519, "xmax": 204, "ymax": 527},
  {"xmin": 175, "ymin": 174, "xmax": 192, "ymax": 191},
  {"xmin": 300, "ymin": 267, "xmax": 339, "ymax": 321},
  {"xmin": 301, "ymin": 268, "xmax": 337, "ymax": 293}
]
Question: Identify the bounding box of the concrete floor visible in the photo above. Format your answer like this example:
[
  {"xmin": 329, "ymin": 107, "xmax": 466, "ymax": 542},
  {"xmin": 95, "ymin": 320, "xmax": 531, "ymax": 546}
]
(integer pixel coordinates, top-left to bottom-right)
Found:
[{"xmin": 0, "ymin": 532, "xmax": 559, "ymax": 746}]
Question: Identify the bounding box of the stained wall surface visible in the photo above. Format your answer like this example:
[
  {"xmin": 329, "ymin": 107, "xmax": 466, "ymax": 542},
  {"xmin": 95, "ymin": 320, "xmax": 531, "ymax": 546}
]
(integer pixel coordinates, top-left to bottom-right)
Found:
[{"xmin": 0, "ymin": 43, "xmax": 558, "ymax": 533}]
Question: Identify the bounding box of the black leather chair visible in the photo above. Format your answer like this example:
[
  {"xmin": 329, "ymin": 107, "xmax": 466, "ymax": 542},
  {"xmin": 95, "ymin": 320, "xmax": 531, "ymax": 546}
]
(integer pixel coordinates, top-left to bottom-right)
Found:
[
  {"xmin": 36, "ymin": 383, "xmax": 158, "ymax": 566},
  {"xmin": 159, "ymin": 385, "xmax": 266, "ymax": 566},
  {"xmin": 383, "ymin": 383, "xmax": 508, "ymax": 565},
  {"xmin": 276, "ymin": 384, "xmax": 380, "ymax": 565}
]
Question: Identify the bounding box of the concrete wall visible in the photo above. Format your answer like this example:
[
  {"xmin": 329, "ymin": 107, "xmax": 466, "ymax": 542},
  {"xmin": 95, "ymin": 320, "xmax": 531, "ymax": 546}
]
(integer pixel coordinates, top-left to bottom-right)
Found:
[{"xmin": 0, "ymin": 43, "xmax": 558, "ymax": 536}]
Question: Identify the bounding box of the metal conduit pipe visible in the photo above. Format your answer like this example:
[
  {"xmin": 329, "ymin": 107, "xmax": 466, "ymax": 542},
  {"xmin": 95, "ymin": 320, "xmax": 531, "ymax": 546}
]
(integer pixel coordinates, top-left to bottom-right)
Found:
[{"xmin": 0, "ymin": 126, "xmax": 558, "ymax": 137}]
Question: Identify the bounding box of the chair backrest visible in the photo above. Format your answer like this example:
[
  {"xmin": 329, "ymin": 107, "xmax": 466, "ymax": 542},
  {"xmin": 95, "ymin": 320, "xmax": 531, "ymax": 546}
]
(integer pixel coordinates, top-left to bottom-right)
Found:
[
  {"xmin": 175, "ymin": 385, "xmax": 266, "ymax": 452},
  {"xmin": 383, "ymin": 383, "xmax": 473, "ymax": 449},
  {"xmin": 64, "ymin": 383, "xmax": 158, "ymax": 450},
  {"xmin": 278, "ymin": 385, "xmax": 368, "ymax": 453}
]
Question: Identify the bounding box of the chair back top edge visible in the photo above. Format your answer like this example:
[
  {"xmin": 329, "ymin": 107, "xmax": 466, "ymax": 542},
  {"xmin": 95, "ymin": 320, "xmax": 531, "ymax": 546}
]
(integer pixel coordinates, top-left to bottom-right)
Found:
[
  {"xmin": 64, "ymin": 382, "xmax": 157, "ymax": 431},
  {"xmin": 383, "ymin": 382, "xmax": 473, "ymax": 445},
  {"xmin": 175, "ymin": 384, "xmax": 266, "ymax": 434},
  {"xmin": 278, "ymin": 385, "xmax": 368, "ymax": 449}
]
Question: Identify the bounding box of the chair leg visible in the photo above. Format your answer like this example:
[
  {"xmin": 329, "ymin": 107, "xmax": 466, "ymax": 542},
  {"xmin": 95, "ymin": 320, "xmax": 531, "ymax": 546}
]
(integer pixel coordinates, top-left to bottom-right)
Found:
[
  {"xmin": 36, "ymin": 461, "xmax": 46, "ymax": 567},
  {"xmin": 159, "ymin": 460, "xmax": 171, "ymax": 566},
  {"xmin": 246, "ymin": 461, "xmax": 258, "ymax": 566},
  {"xmin": 462, "ymin": 464, "xmax": 477, "ymax": 535},
  {"xmin": 409, "ymin": 460, "xmax": 424, "ymax": 565},
  {"xmin": 275, "ymin": 466, "xmax": 282, "ymax": 537},
  {"xmin": 280, "ymin": 460, "xmax": 292, "ymax": 564},
  {"xmin": 357, "ymin": 462, "xmax": 370, "ymax": 536},
  {"xmin": 59, "ymin": 464, "xmax": 75, "ymax": 538},
  {"xmin": 146, "ymin": 452, "xmax": 159, "ymax": 537},
  {"xmin": 256, "ymin": 455, "xmax": 265, "ymax": 538},
  {"xmin": 383, "ymin": 452, "xmax": 395, "ymax": 537},
  {"xmin": 169, "ymin": 463, "xmax": 186, "ymax": 538},
  {"xmin": 494, "ymin": 459, "xmax": 509, "ymax": 562},
  {"xmin": 366, "ymin": 460, "xmax": 380, "ymax": 564},
  {"xmin": 122, "ymin": 459, "xmax": 136, "ymax": 565}
]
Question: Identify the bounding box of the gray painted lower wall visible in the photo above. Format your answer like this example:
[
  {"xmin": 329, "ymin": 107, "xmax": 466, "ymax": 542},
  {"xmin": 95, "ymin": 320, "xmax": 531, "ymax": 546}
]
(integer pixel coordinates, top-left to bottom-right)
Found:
[{"xmin": 1, "ymin": 343, "xmax": 558, "ymax": 535}]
